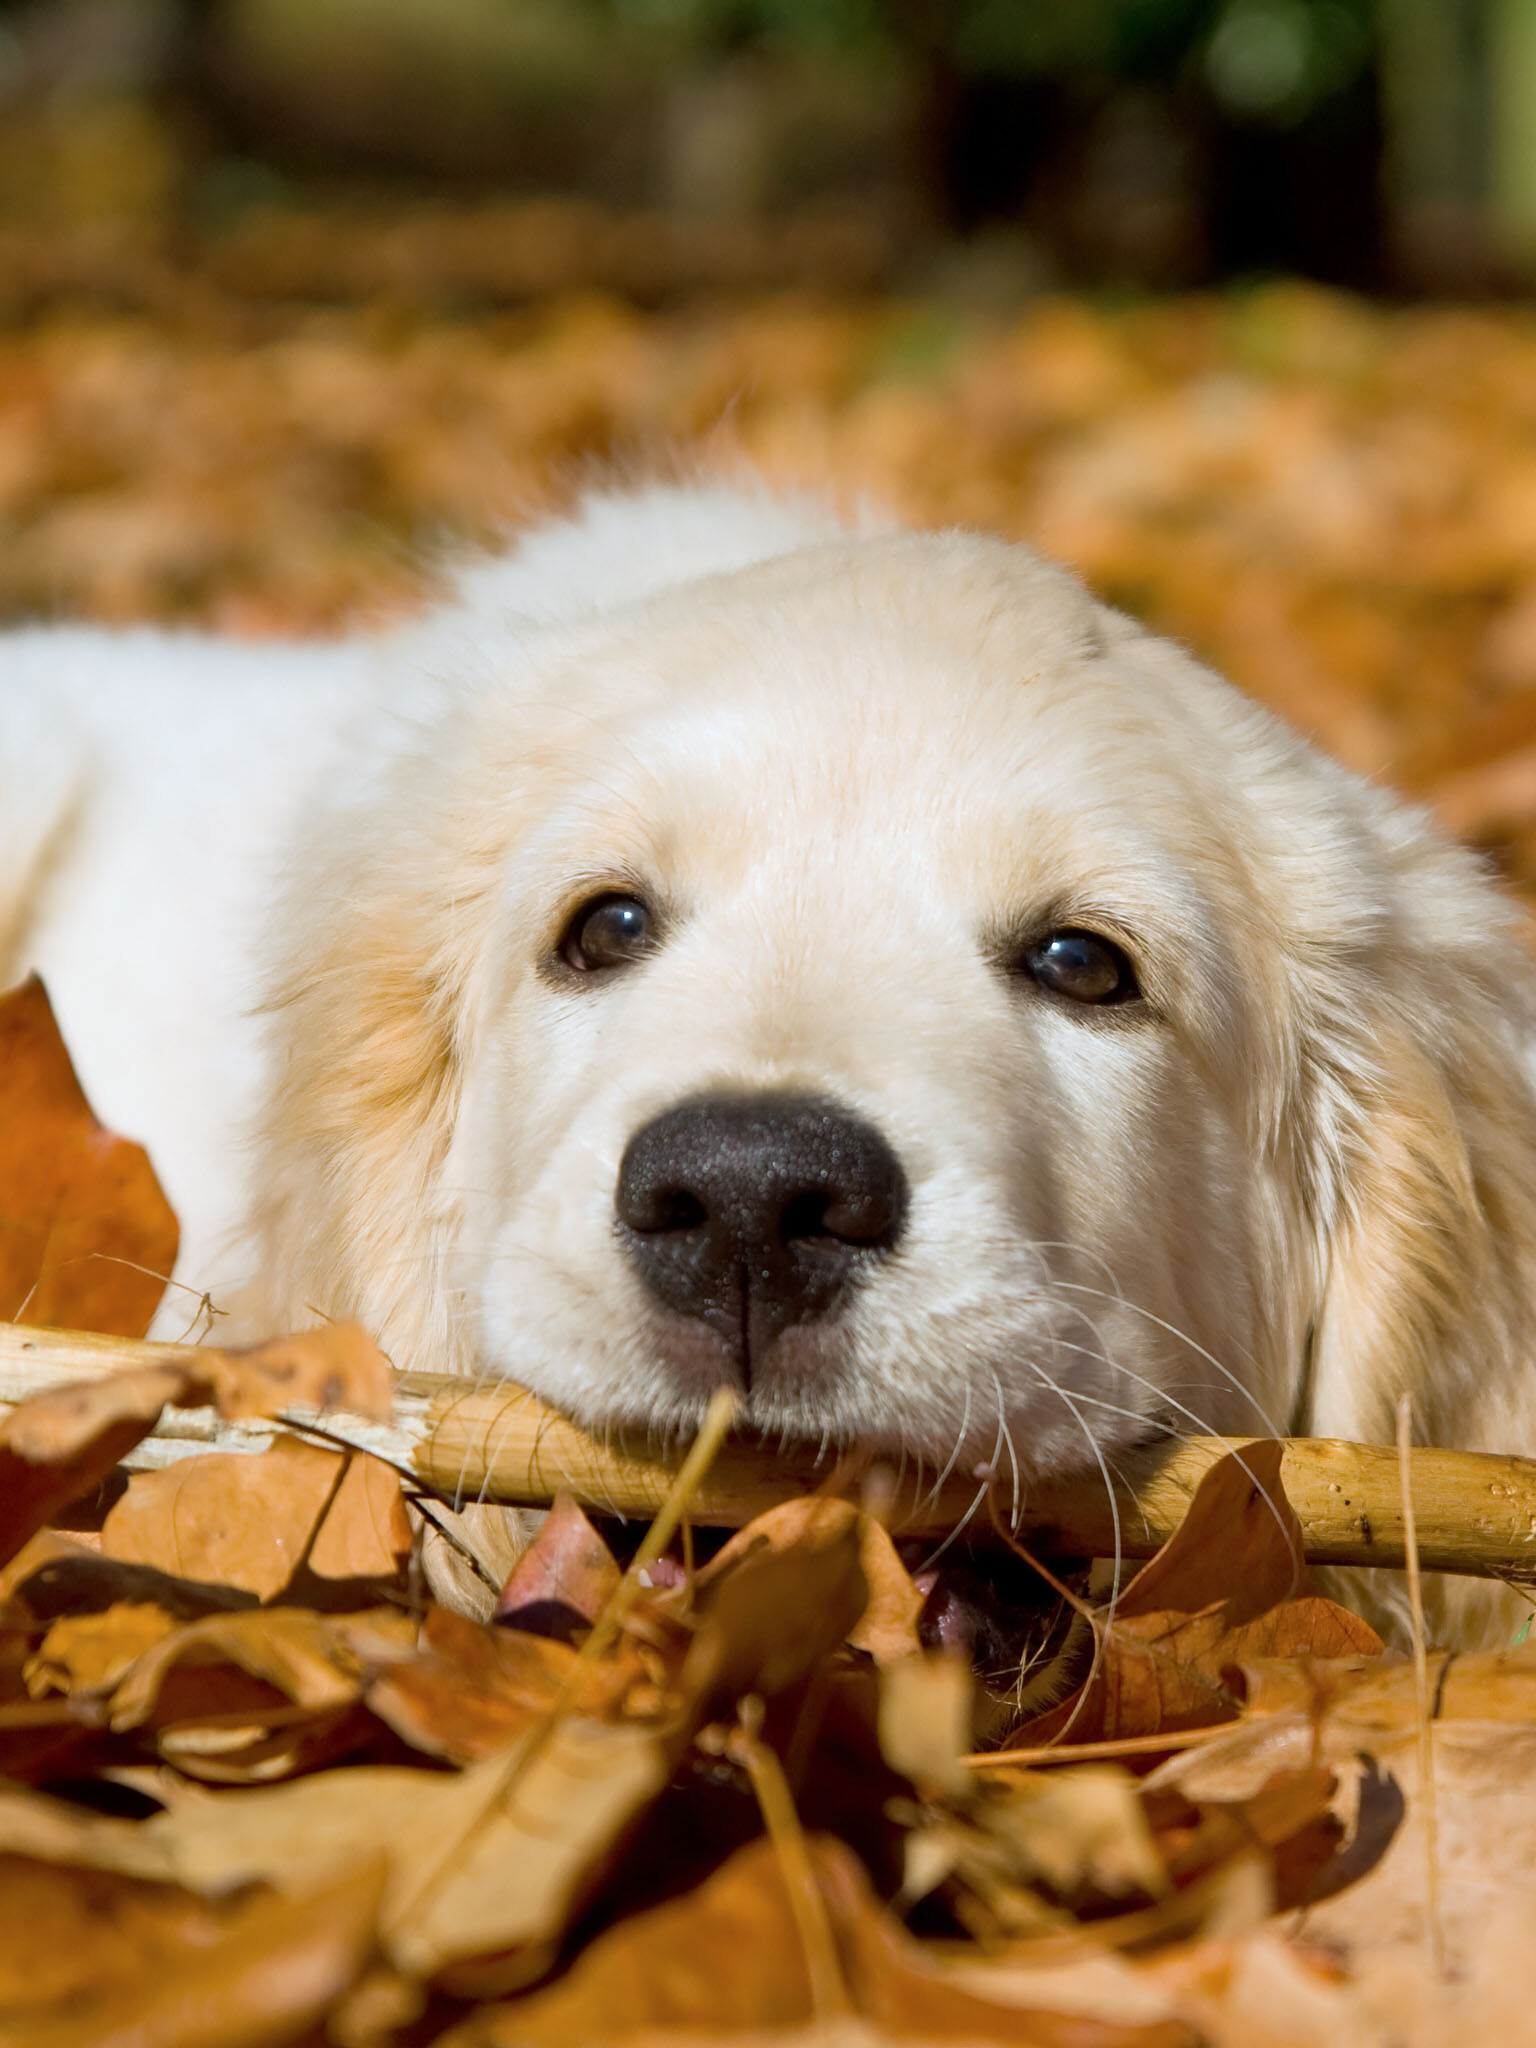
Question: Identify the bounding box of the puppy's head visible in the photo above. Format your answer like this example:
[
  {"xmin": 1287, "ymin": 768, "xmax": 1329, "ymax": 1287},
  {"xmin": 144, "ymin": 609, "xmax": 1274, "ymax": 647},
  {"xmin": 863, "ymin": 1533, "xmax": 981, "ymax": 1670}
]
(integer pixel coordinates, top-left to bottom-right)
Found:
[{"xmin": 258, "ymin": 521, "xmax": 1536, "ymax": 1514}]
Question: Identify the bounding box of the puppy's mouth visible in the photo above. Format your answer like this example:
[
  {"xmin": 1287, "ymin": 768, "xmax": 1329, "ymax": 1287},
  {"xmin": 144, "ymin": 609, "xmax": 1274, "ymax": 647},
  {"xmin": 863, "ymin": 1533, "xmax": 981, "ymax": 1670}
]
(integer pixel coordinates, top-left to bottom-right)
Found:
[
  {"xmin": 587, "ymin": 1512, "xmax": 1093, "ymax": 1734},
  {"xmin": 905, "ymin": 1542, "xmax": 1093, "ymax": 1726}
]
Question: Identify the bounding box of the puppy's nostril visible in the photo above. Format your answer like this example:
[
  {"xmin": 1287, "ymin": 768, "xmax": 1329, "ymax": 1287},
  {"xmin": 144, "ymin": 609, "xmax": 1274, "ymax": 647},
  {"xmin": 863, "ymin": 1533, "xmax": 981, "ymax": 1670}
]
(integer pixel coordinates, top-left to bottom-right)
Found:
[
  {"xmin": 780, "ymin": 1190, "xmax": 837, "ymax": 1246},
  {"xmin": 778, "ymin": 1188, "xmax": 900, "ymax": 1248},
  {"xmin": 631, "ymin": 1187, "xmax": 708, "ymax": 1235},
  {"xmin": 817, "ymin": 1189, "xmax": 902, "ymax": 1245}
]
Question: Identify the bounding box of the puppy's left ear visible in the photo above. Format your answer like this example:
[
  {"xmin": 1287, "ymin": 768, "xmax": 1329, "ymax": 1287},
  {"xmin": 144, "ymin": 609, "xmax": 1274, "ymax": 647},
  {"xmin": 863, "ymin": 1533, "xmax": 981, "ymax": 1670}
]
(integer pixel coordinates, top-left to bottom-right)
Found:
[
  {"xmin": 246, "ymin": 697, "xmax": 535, "ymax": 1370},
  {"xmin": 1298, "ymin": 857, "xmax": 1536, "ymax": 1461}
]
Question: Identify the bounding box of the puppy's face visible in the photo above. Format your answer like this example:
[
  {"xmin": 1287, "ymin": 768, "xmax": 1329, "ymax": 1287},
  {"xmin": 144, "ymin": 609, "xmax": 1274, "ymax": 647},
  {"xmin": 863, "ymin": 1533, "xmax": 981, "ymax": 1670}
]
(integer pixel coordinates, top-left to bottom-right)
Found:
[{"xmin": 446, "ymin": 533, "xmax": 1336, "ymax": 1482}]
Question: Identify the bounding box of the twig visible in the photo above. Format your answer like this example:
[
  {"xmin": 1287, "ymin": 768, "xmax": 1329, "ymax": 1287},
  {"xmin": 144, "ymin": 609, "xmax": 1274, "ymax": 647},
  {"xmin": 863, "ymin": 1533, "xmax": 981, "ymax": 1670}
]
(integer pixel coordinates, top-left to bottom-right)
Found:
[
  {"xmin": 732, "ymin": 1698, "xmax": 852, "ymax": 2021},
  {"xmin": 965, "ymin": 1724, "xmax": 1233, "ymax": 1769},
  {"xmin": 9, "ymin": 1322, "xmax": 1536, "ymax": 1580}
]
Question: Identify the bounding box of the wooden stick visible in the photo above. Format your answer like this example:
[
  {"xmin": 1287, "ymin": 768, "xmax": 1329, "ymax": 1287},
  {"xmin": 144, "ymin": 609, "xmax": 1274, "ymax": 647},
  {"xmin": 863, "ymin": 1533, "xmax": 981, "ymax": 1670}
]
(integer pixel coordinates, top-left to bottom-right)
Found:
[{"xmin": 4, "ymin": 1322, "xmax": 1536, "ymax": 1580}]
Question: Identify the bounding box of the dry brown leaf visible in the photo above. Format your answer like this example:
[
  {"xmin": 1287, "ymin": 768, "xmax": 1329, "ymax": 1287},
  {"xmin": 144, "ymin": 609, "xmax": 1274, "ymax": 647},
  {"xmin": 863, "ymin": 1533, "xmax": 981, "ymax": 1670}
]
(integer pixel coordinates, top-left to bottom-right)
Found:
[
  {"xmin": 365, "ymin": 1604, "xmax": 587, "ymax": 1765},
  {"xmin": 138, "ymin": 1767, "xmax": 444, "ymax": 1894},
  {"xmin": 386, "ymin": 1715, "xmax": 674, "ymax": 1985},
  {"xmin": 107, "ymin": 1605, "xmax": 372, "ymax": 1731},
  {"xmin": 1144, "ymin": 1764, "xmax": 1347, "ymax": 1917},
  {"xmin": 0, "ymin": 1526, "xmax": 102, "ymax": 1610},
  {"xmin": 0, "ymin": 1854, "xmax": 385, "ymax": 2048},
  {"xmin": 878, "ymin": 1653, "xmax": 974, "ymax": 1798},
  {"xmin": 0, "ymin": 1853, "xmax": 243, "ymax": 2016},
  {"xmin": 1145, "ymin": 1647, "xmax": 1536, "ymax": 1974},
  {"xmin": 1272, "ymin": 1639, "xmax": 1536, "ymax": 1733},
  {"xmin": 0, "ymin": 1637, "xmax": 666, "ymax": 1970},
  {"xmin": 495, "ymin": 1492, "xmax": 622, "ymax": 1635},
  {"xmin": 847, "ymin": 1515, "xmax": 926, "ymax": 1665},
  {"xmin": 62, "ymin": 1722, "xmax": 674, "ymax": 1984},
  {"xmin": 0, "ymin": 974, "xmax": 178, "ymax": 1337},
  {"xmin": 100, "ymin": 1438, "xmax": 409, "ymax": 1601},
  {"xmin": 448, "ymin": 1832, "xmax": 1200, "ymax": 2046},
  {"xmin": 682, "ymin": 1498, "xmax": 870, "ymax": 1712},
  {"xmin": 1145, "ymin": 1929, "xmax": 1366, "ymax": 2048},
  {"xmin": 0, "ymin": 1634, "xmax": 105, "ymax": 1788},
  {"xmin": 0, "ymin": 1780, "xmax": 179, "ymax": 1883},
  {"xmin": 0, "ymin": 1419, "xmax": 161, "ymax": 1574},
  {"xmin": 1012, "ymin": 1445, "xmax": 1382, "ymax": 1746},
  {"xmin": 0, "ymin": 1363, "xmax": 188, "ymax": 1466},
  {"xmin": 2, "ymin": 1324, "xmax": 394, "ymax": 1468},
  {"xmin": 985, "ymin": 1769, "xmax": 1171, "ymax": 1909},
  {"xmin": 200, "ymin": 1325, "xmax": 395, "ymax": 1425},
  {"xmin": 327, "ymin": 1962, "xmax": 425, "ymax": 2048},
  {"xmin": 25, "ymin": 1600, "xmax": 177, "ymax": 1699}
]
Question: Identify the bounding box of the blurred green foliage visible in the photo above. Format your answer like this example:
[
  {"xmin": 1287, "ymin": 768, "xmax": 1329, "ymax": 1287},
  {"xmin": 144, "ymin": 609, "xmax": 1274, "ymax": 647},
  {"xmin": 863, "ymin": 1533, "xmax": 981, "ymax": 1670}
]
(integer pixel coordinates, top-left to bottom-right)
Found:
[{"xmin": 601, "ymin": 0, "xmax": 1375, "ymax": 124}]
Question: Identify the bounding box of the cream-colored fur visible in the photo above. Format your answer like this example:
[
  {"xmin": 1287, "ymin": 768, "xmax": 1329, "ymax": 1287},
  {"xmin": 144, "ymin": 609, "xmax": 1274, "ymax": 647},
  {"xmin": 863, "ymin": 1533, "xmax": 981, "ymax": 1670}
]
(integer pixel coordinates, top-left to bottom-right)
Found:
[{"xmin": 7, "ymin": 480, "xmax": 1536, "ymax": 1644}]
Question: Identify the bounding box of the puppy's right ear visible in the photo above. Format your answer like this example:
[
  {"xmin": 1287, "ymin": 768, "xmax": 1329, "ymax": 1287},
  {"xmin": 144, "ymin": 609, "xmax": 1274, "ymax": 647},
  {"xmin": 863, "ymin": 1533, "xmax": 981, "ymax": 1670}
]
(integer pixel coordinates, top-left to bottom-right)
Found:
[
  {"xmin": 1288, "ymin": 807, "xmax": 1536, "ymax": 1644},
  {"xmin": 1301, "ymin": 1012, "xmax": 1530, "ymax": 1446}
]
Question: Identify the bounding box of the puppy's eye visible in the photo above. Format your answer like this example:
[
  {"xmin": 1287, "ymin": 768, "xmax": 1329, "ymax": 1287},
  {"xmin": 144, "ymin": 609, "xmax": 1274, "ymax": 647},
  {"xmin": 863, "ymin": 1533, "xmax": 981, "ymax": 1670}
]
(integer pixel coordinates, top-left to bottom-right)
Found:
[
  {"xmin": 560, "ymin": 894, "xmax": 654, "ymax": 972},
  {"xmin": 1024, "ymin": 929, "xmax": 1140, "ymax": 1006}
]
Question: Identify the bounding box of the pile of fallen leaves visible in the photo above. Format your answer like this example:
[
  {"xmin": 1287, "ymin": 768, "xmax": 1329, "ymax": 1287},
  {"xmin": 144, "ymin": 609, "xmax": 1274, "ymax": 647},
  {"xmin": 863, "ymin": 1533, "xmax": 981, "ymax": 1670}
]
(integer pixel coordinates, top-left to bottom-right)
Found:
[{"xmin": 5, "ymin": 867, "xmax": 1536, "ymax": 2044}]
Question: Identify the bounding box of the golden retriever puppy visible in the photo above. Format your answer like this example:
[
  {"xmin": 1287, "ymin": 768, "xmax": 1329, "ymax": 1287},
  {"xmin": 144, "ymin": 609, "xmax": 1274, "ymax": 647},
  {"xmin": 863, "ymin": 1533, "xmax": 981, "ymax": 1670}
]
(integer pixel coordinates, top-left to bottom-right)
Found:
[{"xmin": 6, "ymin": 480, "xmax": 1536, "ymax": 1646}]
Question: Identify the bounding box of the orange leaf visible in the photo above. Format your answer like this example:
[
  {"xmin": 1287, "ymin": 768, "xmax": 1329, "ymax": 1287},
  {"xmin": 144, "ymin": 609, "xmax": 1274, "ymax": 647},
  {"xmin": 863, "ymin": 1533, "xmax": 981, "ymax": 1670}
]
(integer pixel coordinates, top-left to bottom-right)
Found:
[
  {"xmin": 25, "ymin": 1601, "xmax": 178, "ymax": 1700},
  {"xmin": 366, "ymin": 1605, "xmax": 585, "ymax": 1765},
  {"xmin": 0, "ymin": 1853, "xmax": 246, "ymax": 2015},
  {"xmin": 101, "ymin": 1437, "xmax": 410, "ymax": 1602},
  {"xmin": 106, "ymin": 1606, "xmax": 374, "ymax": 1731},
  {"xmin": 0, "ymin": 1324, "xmax": 397, "ymax": 1570},
  {"xmin": 0, "ymin": 975, "xmax": 177, "ymax": 1337},
  {"xmin": 1, "ymin": 1854, "xmax": 385, "ymax": 2048},
  {"xmin": 201, "ymin": 1325, "xmax": 395, "ymax": 1425},
  {"xmin": 683, "ymin": 1498, "xmax": 869, "ymax": 1711}
]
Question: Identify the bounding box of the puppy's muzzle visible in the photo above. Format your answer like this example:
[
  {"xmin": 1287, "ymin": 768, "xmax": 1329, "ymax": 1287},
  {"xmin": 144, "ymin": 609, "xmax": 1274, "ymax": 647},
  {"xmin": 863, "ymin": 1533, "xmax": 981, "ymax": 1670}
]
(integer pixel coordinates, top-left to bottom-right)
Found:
[{"xmin": 615, "ymin": 1092, "xmax": 907, "ymax": 1374}]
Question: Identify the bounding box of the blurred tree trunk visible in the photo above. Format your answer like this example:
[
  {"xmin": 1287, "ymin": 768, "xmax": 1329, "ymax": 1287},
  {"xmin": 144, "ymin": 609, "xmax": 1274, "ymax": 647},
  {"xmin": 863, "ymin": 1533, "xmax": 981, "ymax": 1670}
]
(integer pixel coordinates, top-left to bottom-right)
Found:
[
  {"xmin": 1376, "ymin": 0, "xmax": 1488, "ymax": 283},
  {"xmin": 1489, "ymin": 0, "xmax": 1536, "ymax": 266}
]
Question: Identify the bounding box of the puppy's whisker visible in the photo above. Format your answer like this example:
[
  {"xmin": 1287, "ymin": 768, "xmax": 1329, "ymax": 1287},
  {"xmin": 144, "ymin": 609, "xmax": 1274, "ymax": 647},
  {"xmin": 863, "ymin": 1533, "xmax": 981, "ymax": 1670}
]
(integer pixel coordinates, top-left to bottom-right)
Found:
[
  {"xmin": 1045, "ymin": 1330, "xmax": 1299, "ymax": 1571},
  {"xmin": 1045, "ymin": 1321, "xmax": 1229, "ymax": 1442},
  {"xmin": 922, "ymin": 1379, "xmax": 972, "ymax": 1509},
  {"xmin": 989, "ymin": 1369, "xmax": 1022, "ymax": 1528},
  {"xmin": 1049, "ymin": 1279, "xmax": 1281, "ymax": 1436},
  {"xmin": 915, "ymin": 1391, "xmax": 1012, "ymax": 1577},
  {"xmin": 1015, "ymin": 1353, "xmax": 1124, "ymax": 1624},
  {"xmin": 992, "ymin": 1355, "xmax": 1125, "ymax": 1743},
  {"xmin": 1044, "ymin": 1386, "xmax": 1165, "ymax": 1426},
  {"xmin": 913, "ymin": 1477, "xmax": 991, "ymax": 1576}
]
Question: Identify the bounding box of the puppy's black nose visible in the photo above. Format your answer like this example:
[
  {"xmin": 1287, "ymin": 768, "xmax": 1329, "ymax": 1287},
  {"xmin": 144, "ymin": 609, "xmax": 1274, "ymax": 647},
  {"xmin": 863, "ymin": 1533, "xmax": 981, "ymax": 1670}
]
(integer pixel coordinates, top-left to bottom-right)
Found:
[{"xmin": 616, "ymin": 1092, "xmax": 907, "ymax": 1365}]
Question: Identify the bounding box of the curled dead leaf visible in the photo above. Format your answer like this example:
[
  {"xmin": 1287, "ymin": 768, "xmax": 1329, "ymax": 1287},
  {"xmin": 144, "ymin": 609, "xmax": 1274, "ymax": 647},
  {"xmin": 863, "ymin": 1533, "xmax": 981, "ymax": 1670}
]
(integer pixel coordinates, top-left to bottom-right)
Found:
[
  {"xmin": 1009, "ymin": 1445, "xmax": 1382, "ymax": 1748},
  {"xmin": 0, "ymin": 975, "xmax": 178, "ymax": 1339},
  {"xmin": 495, "ymin": 1492, "xmax": 621, "ymax": 1637}
]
